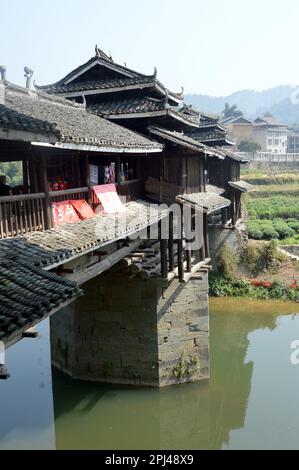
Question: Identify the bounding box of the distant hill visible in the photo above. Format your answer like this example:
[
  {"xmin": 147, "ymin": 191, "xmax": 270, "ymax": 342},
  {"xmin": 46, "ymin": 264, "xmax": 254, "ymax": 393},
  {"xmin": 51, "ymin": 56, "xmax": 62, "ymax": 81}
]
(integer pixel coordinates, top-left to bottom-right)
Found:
[{"xmin": 185, "ymin": 85, "xmax": 299, "ymax": 125}]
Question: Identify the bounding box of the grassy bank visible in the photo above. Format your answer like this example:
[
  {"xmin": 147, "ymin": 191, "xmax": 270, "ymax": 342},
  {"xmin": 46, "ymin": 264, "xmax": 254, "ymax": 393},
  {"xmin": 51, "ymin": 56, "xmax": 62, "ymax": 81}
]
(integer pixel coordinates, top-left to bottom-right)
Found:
[
  {"xmin": 209, "ymin": 272, "xmax": 299, "ymax": 302},
  {"xmin": 210, "ymin": 240, "xmax": 299, "ymax": 302}
]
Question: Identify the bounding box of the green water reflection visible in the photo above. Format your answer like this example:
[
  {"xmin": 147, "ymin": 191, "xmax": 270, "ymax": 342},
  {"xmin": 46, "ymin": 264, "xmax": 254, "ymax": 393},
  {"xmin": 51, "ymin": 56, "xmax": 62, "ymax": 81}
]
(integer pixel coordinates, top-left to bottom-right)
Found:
[
  {"xmin": 1, "ymin": 298, "xmax": 299, "ymax": 449},
  {"xmin": 52, "ymin": 299, "xmax": 299, "ymax": 450}
]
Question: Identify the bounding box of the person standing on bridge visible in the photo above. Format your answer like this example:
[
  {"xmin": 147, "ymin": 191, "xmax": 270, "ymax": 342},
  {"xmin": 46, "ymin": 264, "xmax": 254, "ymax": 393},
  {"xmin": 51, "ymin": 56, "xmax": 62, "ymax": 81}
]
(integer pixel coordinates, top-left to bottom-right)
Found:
[{"xmin": 0, "ymin": 175, "xmax": 11, "ymax": 197}]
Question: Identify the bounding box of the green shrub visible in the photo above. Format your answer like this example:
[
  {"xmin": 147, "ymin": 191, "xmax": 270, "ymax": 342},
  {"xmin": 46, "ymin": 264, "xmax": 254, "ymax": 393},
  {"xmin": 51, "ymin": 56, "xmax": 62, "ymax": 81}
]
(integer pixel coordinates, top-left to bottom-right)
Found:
[
  {"xmin": 262, "ymin": 228, "xmax": 280, "ymax": 240},
  {"xmin": 287, "ymin": 219, "xmax": 299, "ymax": 232},
  {"xmin": 241, "ymin": 240, "xmax": 282, "ymax": 275},
  {"xmin": 216, "ymin": 244, "xmax": 238, "ymax": 281},
  {"xmin": 209, "ymin": 273, "xmax": 299, "ymax": 301}
]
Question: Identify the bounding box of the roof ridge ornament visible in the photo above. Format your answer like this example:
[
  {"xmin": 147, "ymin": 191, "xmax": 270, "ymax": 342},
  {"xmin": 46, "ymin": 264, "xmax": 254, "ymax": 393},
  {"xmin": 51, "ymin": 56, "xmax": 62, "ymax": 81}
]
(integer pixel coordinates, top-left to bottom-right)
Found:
[
  {"xmin": 150, "ymin": 67, "xmax": 157, "ymax": 80},
  {"xmin": 24, "ymin": 66, "xmax": 34, "ymax": 89},
  {"xmin": 95, "ymin": 44, "xmax": 113, "ymax": 62},
  {"xmin": 0, "ymin": 65, "xmax": 7, "ymax": 81}
]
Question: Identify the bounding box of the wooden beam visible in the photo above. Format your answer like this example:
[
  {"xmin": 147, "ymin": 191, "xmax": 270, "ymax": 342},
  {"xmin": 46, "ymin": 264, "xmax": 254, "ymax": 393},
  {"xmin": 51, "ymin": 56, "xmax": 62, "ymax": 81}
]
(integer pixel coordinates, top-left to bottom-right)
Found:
[
  {"xmin": 182, "ymin": 259, "xmax": 211, "ymax": 284},
  {"xmin": 65, "ymin": 241, "xmax": 142, "ymax": 285},
  {"xmin": 160, "ymin": 239, "xmax": 168, "ymax": 279},
  {"xmin": 0, "ymin": 365, "xmax": 10, "ymax": 380},
  {"xmin": 22, "ymin": 327, "xmax": 38, "ymax": 339}
]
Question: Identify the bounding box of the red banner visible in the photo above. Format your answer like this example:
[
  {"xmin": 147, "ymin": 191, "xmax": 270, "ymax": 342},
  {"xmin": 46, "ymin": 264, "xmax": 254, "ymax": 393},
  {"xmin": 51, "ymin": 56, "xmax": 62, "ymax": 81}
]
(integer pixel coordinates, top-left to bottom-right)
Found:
[
  {"xmin": 92, "ymin": 184, "xmax": 125, "ymax": 214},
  {"xmin": 52, "ymin": 201, "xmax": 80, "ymax": 227},
  {"xmin": 70, "ymin": 199, "xmax": 95, "ymax": 220}
]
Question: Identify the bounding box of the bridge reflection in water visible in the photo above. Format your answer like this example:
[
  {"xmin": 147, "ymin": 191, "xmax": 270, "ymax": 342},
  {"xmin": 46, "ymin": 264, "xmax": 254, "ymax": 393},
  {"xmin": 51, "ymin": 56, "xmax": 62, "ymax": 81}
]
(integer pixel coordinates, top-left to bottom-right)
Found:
[
  {"xmin": 1, "ymin": 298, "xmax": 298, "ymax": 450},
  {"xmin": 51, "ymin": 299, "xmax": 298, "ymax": 450}
]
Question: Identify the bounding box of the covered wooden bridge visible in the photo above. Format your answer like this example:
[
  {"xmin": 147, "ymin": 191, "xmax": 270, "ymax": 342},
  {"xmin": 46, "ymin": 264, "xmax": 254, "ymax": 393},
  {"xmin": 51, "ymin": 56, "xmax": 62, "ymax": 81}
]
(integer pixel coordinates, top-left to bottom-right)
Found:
[
  {"xmin": 0, "ymin": 53, "xmax": 251, "ymax": 386},
  {"xmin": 0, "ymin": 80, "xmax": 210, "ymax": 386}
]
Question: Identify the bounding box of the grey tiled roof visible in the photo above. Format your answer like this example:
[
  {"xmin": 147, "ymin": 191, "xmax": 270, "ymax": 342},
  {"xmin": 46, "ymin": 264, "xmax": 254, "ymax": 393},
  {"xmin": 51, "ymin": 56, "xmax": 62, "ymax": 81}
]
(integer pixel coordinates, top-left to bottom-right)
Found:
[
  {"xmin": 0, "ymin": 103, "xmax": 58, "ymax": 137},
  {"xmin": 35, "ymin": 50, "xmax": 183, "ymax": 101},
  {"xmin": 35, "ymin": 77, "xmax": 182, "ymax": 102},
  {"xmin": 148, "ymin": 126, "xmax": 228, "ymax": 159},
  {"xmin": 35, "ymin": 55, "xmax": 151, "ymax": 93},
  {"xmin": 0, "ymin": 200, "xmax": 167, "ymax": 269},
  {"xmin": 206, "ymin": 185, "xmax": 225, "ymax": 195},
  {"xmin": 254, "ymin": 116, "xmax": 286, "ymax": 128},
  {"xmin": 0, "ymin": 256, "xmax": 81, "ymax": 343},
  {"xmin": 180, "ymin": 104, "xmax": 219, "ymax": 124},
  {"xmin": 38, "ymin": 76, "xmax": 158, "ymax": 94},
  {"xmin": 213, "ymin": 146, "xmax": 249, "ymax": 162},
  {"xmin": 176, "ymin": 192, "xmax": 231, "ymax": 214},
  {"xmin": 3, "ymin": 84, "xmax": 162, "ymax": 152},
  {"xmin": 0, "ymin": 200, "xmax": 167, "ymax": 344},
  {"xmin": 228, "ymin": 180, "xmax": 254, "ymax": 192},
  {"xmin": 89, "ymin": 96, "xmax": 167, "ymax": 116},
  {"xmin": 89, "ymin": 98, "xmax": 197, "ymax": 126},
  {"xmin": 187, "ymin": 128, "xmax": 229, "ymax": 144}
]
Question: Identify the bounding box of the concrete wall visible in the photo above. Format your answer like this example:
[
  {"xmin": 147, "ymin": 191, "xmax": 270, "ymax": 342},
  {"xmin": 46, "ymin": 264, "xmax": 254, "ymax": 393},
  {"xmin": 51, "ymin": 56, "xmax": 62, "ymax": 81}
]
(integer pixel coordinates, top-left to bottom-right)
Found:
[{"xmin": 50, "ymin": 273, "xmax": 209, "ymax": 388}]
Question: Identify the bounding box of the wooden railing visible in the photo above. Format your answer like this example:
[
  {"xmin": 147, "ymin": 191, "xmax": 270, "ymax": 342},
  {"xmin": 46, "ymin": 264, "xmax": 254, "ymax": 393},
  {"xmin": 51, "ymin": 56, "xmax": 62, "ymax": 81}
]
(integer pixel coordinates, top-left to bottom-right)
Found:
[
  {"xmin": 0, "ymin": 193, "xmax": 46, "ymax": 238},
  {"xmin": 0, "ymin": 188, "xmax": 89, "ymax": 239},
  {"xmin": 49, "ymin": 187, "xmax": 89, "ymax": 203}
]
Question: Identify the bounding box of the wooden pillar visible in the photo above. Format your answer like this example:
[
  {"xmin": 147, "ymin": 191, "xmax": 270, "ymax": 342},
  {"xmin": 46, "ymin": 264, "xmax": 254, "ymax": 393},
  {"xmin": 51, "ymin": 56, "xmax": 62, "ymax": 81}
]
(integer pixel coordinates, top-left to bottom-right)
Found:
[
  {"xmin": 84, "ymin": 155, "xmax": 92, "ymax": 207},
  {"xmin": 199, "ymin": 208, "xmax": 206, "ymax": 261},
  {"xmin": 204, "ymin": 213, "xmax": 210, "ymax": 260},
  {"xmin": 22, "ymin": 158, "xmax": 29, "ymax": 189},
  {"xmin": 75, "ymin": 153, "xmax": 81, "ymax": 187},
  {"xmin": 221, "ymin": 207, "xmax": 227, "ymax": 226},
  {"xmin": 186, "ymin": 246, "xmax": 192, "ymax": 272},
  {"xmin": 231, "ymin": 192, "xmax": 237, "ymax": 226},
  {"xmin": 168, "ymin": 211, "xmax": 174, "ymax": 272},
  {"xmin": 115, "ymin": 156, "xmax": 120, "ymax": 184},
  {"xmin": 177, "ymin": 204, "xmax": 184, "ymax": 282},
  {"xmin": 237, "ymin": 192, "xmax": 242, "ymax": 220},
  {"xmin": 159, "ymin": 154, "xmax": 164, "ymax": 202},
  {"xmin": 160, "ymin": 240, "xmax": 168, "ymax": 279},
  {"xmin": 28, "ymin": 153, "xmax": 38, "ymax": 193},
  {"xmin": 180, "ymin": 157, "xmax": 187, "ymax": 192},
  {"xmin": 40, "ymin": 155, "xmax": 52, "ymax": 230}
]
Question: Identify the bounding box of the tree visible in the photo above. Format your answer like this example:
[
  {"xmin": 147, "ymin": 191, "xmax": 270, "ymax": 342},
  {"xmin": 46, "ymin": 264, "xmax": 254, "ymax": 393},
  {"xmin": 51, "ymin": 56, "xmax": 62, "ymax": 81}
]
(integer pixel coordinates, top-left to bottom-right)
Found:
[
  {"xmin": 0, "ymin": 162, "xmax": 23, "ymax": 186},
  {"xmin": 222, "ymin": 103, "xmax": 243, "ymax": 120},
  {"xmin": 238, "ymin": 140, "xmax": 261, "ymax": 153},
  {"xmin": 263, "ymin": 112, "xmax": 274, "ymax": 118}
]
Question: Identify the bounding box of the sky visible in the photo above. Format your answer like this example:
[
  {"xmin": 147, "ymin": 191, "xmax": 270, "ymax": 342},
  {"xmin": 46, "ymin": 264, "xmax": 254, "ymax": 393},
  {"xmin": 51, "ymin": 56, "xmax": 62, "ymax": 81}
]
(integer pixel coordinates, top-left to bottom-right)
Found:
[{"xmin": 1, "ymin": 0, "xmax": 299, "ymax": 96}]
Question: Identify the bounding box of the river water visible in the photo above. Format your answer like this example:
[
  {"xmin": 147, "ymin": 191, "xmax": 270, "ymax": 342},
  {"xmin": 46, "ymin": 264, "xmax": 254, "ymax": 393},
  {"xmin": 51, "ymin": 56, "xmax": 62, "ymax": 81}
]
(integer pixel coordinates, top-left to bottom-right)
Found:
[{"xmin": 0, "ymin": 298, "xmax": 299, "ymax": 450}]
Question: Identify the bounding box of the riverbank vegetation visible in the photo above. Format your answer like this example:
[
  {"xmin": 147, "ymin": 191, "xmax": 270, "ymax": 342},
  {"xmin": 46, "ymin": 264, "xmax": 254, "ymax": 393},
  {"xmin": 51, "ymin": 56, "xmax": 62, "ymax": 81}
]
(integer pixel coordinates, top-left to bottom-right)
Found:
[
  {"xmin": 209, "ymin": 241, "xmax": 299, "ymax": 302},
  {"xmin": 209, "ymin": 273, "xmax": 298, "ymax": 301}
]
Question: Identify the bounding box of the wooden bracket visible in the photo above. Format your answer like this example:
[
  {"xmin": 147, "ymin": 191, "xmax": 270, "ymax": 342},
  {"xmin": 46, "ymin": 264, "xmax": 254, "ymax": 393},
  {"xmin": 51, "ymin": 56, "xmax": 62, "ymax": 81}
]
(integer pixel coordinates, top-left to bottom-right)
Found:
[
  {"xmin": 0, "ymin": 364, "xmax": 10, "ymax": 380},
  {"xmin": 22, "ymin": 327, "xmax": 39, "ymax": 339}
]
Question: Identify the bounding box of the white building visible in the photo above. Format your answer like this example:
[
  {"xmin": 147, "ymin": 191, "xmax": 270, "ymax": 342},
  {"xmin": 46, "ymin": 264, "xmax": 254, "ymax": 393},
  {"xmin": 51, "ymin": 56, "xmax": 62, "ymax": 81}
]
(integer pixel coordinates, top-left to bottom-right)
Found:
[{"xmin": 253, "ymin": 115, "xmax": 288, "ymax": 154}]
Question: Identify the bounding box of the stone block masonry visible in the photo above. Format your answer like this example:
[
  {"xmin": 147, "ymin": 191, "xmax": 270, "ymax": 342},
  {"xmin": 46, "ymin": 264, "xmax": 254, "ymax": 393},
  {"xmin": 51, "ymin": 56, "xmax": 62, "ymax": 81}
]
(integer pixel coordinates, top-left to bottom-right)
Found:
[{"xmin": 50, "ymin": 271, "xmax": 209, "ymax": 387}]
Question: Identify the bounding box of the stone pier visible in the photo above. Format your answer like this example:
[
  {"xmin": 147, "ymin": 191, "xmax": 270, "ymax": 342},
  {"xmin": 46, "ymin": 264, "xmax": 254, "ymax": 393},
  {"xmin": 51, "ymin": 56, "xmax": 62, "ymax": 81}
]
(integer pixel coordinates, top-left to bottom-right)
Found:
[{"xmin": 50, "ymin": 272, "xmax": 209, "ymax": 387}]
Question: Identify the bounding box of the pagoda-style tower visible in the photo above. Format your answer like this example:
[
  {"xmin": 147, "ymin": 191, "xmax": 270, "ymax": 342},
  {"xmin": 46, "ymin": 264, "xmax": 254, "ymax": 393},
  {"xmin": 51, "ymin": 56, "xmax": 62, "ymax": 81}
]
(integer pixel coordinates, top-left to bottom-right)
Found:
[{"xmin": 37, "ymin": 46, "xmax": 251, "ymax": 226}]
